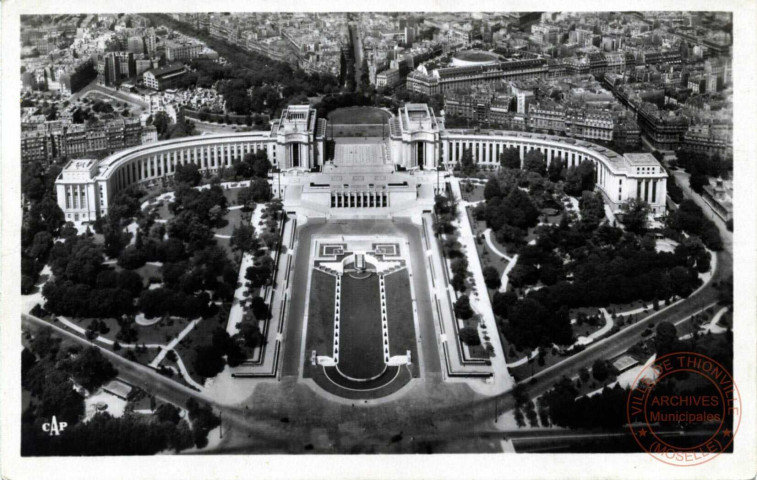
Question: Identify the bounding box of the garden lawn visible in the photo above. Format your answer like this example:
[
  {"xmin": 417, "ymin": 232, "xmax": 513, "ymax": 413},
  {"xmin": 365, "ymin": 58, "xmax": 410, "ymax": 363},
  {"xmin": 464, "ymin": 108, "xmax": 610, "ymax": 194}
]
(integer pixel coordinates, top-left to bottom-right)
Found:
[
  {"xmin": 303, "ymin": 270, "xmax": 337, "ymax": 378},
  {"xmin": 67, "ymin": 317, "xmax": 121, "ymax": 343},
  {"xmin": 337, "ymin": 273, "xmax": 384, "ymax": 379},
  {"xmin": 214, "ymin": 208, "xmax": 248, "ymax": 237},
  {"xmin": 132, "ymin": 316, "xmax": 193, "ymax": 345},
  {"xmin": 384, "ymin": 270, "xmax": 420, "ymax": 377},
  {"xmin": 222, "ymin": 187, "xmax": 248, "ymax": 206},
  {"xmin": 113, "ymin": 263, "xmax": 163, "ymax": 288},
  {"xmin": 462, "ymin": 316, "xmax": 488, "ymax": 359},
  {"xmin": 327, "ymin": 106, "xmax": 391, "ymax": 124},
  {"xmin": 460, "ymin": 184, "xmax": 486, "ymax": 203},
  {"xmin": 215, "ymin": 236, "xmax": 233, "ymax": 259}
]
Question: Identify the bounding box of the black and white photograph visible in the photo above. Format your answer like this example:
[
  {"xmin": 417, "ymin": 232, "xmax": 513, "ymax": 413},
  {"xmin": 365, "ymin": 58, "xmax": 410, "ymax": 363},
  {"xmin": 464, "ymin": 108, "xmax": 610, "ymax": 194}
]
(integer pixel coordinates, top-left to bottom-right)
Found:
[{"xmin": 1, "ymin": 2, "xmax": 755, "ymax": 479}]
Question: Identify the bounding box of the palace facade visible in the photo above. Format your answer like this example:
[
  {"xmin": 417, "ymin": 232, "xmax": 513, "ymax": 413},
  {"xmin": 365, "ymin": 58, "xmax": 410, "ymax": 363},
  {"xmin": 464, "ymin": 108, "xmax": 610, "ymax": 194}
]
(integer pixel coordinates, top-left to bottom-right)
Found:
[{"xmin": 54, "ymin": 103, "xmax": 667, "ymax": 223}]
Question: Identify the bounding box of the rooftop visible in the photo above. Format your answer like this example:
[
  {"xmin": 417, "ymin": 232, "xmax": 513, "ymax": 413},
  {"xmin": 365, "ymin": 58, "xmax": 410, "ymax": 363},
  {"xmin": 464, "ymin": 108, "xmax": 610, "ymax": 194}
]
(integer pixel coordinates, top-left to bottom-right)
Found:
[
  {"xmin": 401, "ymin": 103, "xmax": 437, "ymax": 132},
  {"xmin": 277, "ymin": 105, "xmax": 317, "ymax": 135},
  {"xmin": 67, "ymin": 159, "xmax": 96, "ymax": 171},
  {"xmin": 146, "ymin": 63, "xmax": 185, "ymax": 78},
  {"xmin": 623, "ymin": 152, "xmax": 660, "ymax": 166}
]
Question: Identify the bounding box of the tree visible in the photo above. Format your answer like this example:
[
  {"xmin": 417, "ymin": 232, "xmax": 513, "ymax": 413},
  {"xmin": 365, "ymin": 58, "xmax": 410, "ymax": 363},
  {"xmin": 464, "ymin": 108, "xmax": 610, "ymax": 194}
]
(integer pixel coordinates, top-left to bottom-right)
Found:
[
  {"xmin": 118, "ymin": 245, "xmax": 147, "ymax": 270},
  {"xmin": 523, "ymin": 150, "xmax": 546, "ymax": 176},
  {"xmin": 236, "ymin": 188, "xmax": 255, "ymax": 210},
  {"xmin": 27, "ymin": 230, "xmax": 54, "ymax": 261},
  {"xmin": 669, "ymin": 265, "xmax": 699, "ymax": 298},
  {"xmin": 249, "ymin": 178, "xmax": 271, "ymax": 202},
  {"xmin": 499, "ymin": 147, "xmax": 521, "ymax": 170},
  {"xmin": 35, "ymin": 372, "xmax": 85, "ymax": 426},
  {"xmin": 491, "ymin": 291, "xmax": 517, "ymax": 318},
  {"xmin": 459, "ymin": 326, "xmax": 481, "ymax": 346},
  {"xmin": 152, "ymin": 111, "xmax": 171, "ymax": 137},
  {"xmin": 174, "ymin": 162, "xmax": 201, "ymax": 186},
  {"xmin": 591, "ymin": 359, "xmax": 612, "ymax": 382},
  {"xmin": 454, "ymin": 295, "xmax": 475, "ymax": 320},
  {"xmin": 506, "ymin": 298, "xmax": 573, "ymax": 349},
  {"xmin": 245, "ymin": 255, "xmax": 274, "ymax": 288},
  {"xmin": 167, "ymin": 211, "xmax": 215, "ymax": 252},
  {"xmin": 547, "ymin": 156, "xmax": 564, "ymax": 182},
  {"xmin": 67, "ymin": 347, "xmax": 118, "ymax": 391},
  {"xmin": 28, "ymin": 197, "xmax": 65, "ymax": 236},
  {"xmin": 502, "ymin": 189, "xmax": 540, "ymax": 229},
  {"xmin": 250, "ymin": 151, "xmax": 271, "ymax": 178},
  {"xmin": 483, "ymin": 266, "xmax": 501, "ymax": 289},
  {"xmin": 230, "ymin": 223, "xmax": 257, "ymax": 254},
  {"xmin": 339, "ymin": 51, "xmax": 347, "ymax": 86},
  {"xmin": 450, "ymin": 257, "xmax": 469, "ymax": 277},
  {"xmin": 667, "ymin": 200, "xmax": 723, "ymax": 251},
  {"xmin": 496, "ymin": 224, "xmax": 526, "ymax": 246},
  {"xmin": 667, "ymin": 176, "xmax": 684, "ymax": 203},
  {"xmin": 459, "ymin": 148, "xmax": 476, "ymax": 176},
  {"xmin": 450, "ymin": 273, "xmax": 467, "ymax": 292},
  {"xmin": 192, "ymin": 345, "xmax": 225, "ymax": 379},
  {"xmin": 155, "ymin": 403, "xmax": 181, "ymax": 424},
  {"xmin": 689, "ymin": 173, "xmax": 709, "ymax": 194},
  {"xmin": 483, "ymin": 179, "xmax": 502, "ymax": 200},
  {"xmin": 250, "ymin": 296, "xmax": 270, "ymax": 320},
  {"xmin": 185, "ymin": 399, "xmax": 220, "ymax": 448},
  {"xmin": 620, "ymin": 199, "xmax": 650, "ymax": 234},
  {"xmin": 579, "ymin": 191, "xmax": 606, "ymax": 231},
  {"xmin": 564, "ymin": 162, "xmax": 595, "ymax": 196},
  {"xmin": 654, "ymin": 321, "xmax": 679, "ymax": 355},
  {"xmin": 238, "ymin": 322, "xmax": 264, "ymax": 349}
]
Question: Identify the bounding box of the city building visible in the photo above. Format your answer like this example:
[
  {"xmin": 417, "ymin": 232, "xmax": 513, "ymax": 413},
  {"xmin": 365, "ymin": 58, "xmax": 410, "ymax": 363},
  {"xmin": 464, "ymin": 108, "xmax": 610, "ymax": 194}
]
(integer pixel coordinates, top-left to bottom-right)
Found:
[
  {"xmin": 514, "ymin": 89, "xmax": 534, "ymax": 114},
  {"xmin": 55, "ymin": 159, "xmax": 100, "ymax": 222},
  {"xmin": 432, "ymin": 58, "xmax": 549, "ymax": 93},
  {"xmin": 142, "ymin": 63, "xmax": 187, "ymax": 90},
  {"xmin": 564, "ymin": 108, "xmax": 614, "ymax": 142},
  {"xmin": 21, "ymin": 130, "xmax": 52, "ymax": 164},
  {"xmin": 97, "ymin": 51, "xmax": 135, "ymax": 86},
  {"xmin": 528, "ymin": 101, "xmax": 566, "ymax": 133},
  {"xmin": 682, "ymin": 123, "xmax": 732, "ymax": 157},
  {"xmin": 376, "ymin": 68, "xmax": 401, "ymax": 88},
  {"xmin": 127, "ymin": 36, "xmax": 144, "ymax": 55},
  {"xmin": 445, "ymin": 88, "xmax": 514, "ymax": 125},
  {"xmin": 406, "ymin": 70, "xmax": 441, "ymax": 95},
  {"xmin": 141, "ymin": 125, "xmax": 159, "ymax": 144},
  {"xmin": 531, "ymin": 24, "xmax": 561, "ymax": 45},
  {"xmin": 165, "ymin": 40, "xmax": 203, "ymax": 61},
  {"xmin": 636, "ymin": 102, "xmax": 690, "ymax": 150}
]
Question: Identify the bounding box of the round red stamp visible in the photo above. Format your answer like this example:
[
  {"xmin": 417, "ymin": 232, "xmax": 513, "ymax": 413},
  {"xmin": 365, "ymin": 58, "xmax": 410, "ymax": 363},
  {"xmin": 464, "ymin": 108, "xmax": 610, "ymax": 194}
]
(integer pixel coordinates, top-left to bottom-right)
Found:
[{"xmin": 626, "ymin": 351, "xmax": 741, "ymax": 466}]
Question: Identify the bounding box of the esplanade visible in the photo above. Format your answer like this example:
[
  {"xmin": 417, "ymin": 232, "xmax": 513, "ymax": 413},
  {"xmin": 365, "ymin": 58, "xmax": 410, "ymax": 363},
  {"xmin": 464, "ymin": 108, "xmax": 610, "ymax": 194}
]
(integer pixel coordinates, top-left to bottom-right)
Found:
[{"xmin": 55, "ymin": 103, "xmax": 667, "ymax": 222}]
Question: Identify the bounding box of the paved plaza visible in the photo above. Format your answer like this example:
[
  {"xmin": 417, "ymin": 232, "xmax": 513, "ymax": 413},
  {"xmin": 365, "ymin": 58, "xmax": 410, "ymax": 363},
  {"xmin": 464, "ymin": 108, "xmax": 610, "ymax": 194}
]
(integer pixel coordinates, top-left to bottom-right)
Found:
[{"xmin": 333, "ymin": 142, "xmax": 389, "ymax": 167}]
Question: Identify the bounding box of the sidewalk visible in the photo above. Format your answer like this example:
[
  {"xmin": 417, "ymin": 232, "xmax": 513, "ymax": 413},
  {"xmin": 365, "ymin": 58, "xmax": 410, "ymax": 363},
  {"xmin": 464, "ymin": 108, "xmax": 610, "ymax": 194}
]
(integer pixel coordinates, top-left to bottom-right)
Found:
[
  {"xmin": 149, "ymin": 319, "xmax": 201, "ymax": 368},
  {"xmin": 229, "ymin": 214, "xmax": 296, "ymax": 377},
  {"xmin": 225, "ymin": 204, "xmax": 265, "ymax": 337},
  {"xmin": 448, "ymin": 179, "xmax": 515, "ymax": 394},
  {"xmin": 422, "ymin": 214, "xmax": 490, "ymax": 381},
  {"xmin": 482, "ymin": 228, "xmax": 519, "ymax": 293}
]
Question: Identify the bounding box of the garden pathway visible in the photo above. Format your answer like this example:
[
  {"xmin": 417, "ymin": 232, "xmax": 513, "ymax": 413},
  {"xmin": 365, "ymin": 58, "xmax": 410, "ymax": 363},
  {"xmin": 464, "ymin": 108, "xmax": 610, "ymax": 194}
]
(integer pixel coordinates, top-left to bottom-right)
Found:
[
  {"xmin": 148, "ymin": 318, "xmax": 201, "ymax": 368},
  {"xmin": 482, "ymin": 228, "xmax": 519, "ymax": 293},
  {"xmin": 449, "ymin": 179, "xmax": 514, "ymax": 393},
  {"xmin": 225, "ymin": 203, "xmax": 265, "ymax": 337},
  {"xmin": 56, "ymin": 316, "xmax": 161, "ymax": 349}
]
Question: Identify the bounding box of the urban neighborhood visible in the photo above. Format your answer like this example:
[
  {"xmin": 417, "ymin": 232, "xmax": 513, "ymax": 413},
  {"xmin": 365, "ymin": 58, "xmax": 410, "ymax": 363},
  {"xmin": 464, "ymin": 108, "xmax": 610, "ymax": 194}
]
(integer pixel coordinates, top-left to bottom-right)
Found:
[{"xmin": 20, "ymin": 11, "xmax": 734, "ymax": 456}]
